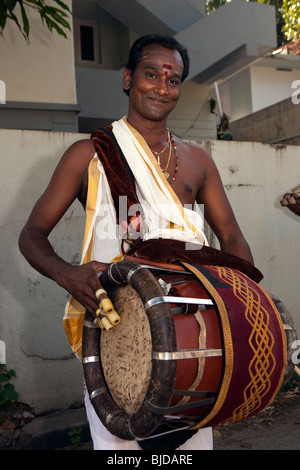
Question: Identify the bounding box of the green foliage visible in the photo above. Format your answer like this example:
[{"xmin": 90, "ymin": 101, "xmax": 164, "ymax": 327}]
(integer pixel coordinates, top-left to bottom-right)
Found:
[
  {"xmin": 68, "ymin": 427, "xmax": 82, "ymax": 449},
  {"xmin": 280, "ymin": 370, "xmax": 300, "ymax": 393},
  {"xmin": 206, "ymin": 0, "xmax": 227, "ymax": 15},
  {"xmin": 282, "ymin": 0, "xmax": 300, "ymax": 41},
  {"xmin": 0, "ymin": 0, "xmax": 72, "ymax": 41},
  {"xmin": 0, "ymin": 363, "xmax": 18, "ymax": 422}
]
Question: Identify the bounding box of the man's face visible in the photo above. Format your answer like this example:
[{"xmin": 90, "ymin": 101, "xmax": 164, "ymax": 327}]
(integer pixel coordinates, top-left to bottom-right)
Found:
[{"xmin": 124, "ymin": 44, "xmax": 184, "ymax": 123}]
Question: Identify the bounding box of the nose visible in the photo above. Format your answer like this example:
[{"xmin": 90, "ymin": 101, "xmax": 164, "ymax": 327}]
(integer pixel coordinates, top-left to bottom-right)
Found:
[{"xmin": 153, "ymin": 77, "xmax": 168, "ymax": 96}]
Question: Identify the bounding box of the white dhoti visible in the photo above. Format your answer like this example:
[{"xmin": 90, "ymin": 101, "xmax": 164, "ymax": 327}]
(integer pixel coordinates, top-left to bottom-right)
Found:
[{"xmin": 84, "ymin": 386, "xmax": 213, "ymax": 450}]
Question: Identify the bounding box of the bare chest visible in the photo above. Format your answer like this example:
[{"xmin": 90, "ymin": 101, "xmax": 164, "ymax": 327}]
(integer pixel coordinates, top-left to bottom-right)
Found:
[{"xmin": 164, "ymin": 150, "xmax": 206, "ymax": 206}]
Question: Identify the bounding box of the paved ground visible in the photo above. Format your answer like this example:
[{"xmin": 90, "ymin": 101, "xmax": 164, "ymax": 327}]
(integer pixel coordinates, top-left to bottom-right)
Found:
[
  {"xmin": 213, "ymin": 389, "xmax": 300, "ymax": 450},
  {"xmin": 1, "ymin": 375, "xmax": 299, "ymax": 451}
]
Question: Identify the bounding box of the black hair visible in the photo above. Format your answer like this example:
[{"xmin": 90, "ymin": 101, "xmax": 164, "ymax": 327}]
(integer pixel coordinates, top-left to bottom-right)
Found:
[{"xmin": 124, "ymin": 34, "xmax": 190, "ymax": 96}]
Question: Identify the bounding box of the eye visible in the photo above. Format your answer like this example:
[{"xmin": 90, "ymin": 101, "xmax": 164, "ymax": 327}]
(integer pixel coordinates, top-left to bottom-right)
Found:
[
  {"xmin": 169, "ymin": 78, "xmax": 180, "ymax": 86},
  {"xmin": 146, "ymin": 72, "xmax": 157, "ymax": 80}
]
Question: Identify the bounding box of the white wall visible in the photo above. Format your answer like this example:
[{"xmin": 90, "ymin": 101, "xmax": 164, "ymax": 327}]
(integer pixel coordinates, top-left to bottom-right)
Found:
[
  {"xmin": 0, "ymin": 129, "xmax": 85, "ymax": 413},
  {"xmin": 169, "ymin": 81, "xmax": 217, "ymax": 139},
  {"xmin": 206, "ymin": 140, "xmax": 300, "ymax": 334},
  {"xmin": 251, "ymin": 66, "xmax": 300, "ymax": 113},
  {"xmin": 217, "ymin": 63, "xmax": 300, "ymax": 123},
  {"xmin": 0, "ymin": 130, "xmax": 299, "ymax": 414},
  {"xmin": 76, "ymin": 67, "xmax": 128, "ymax": 119},
  {"xmin": 0, "ymin": 1, "xmax": 76, "ymax": 105},
  {"xmin": 216, "ymin": 67, "xmax": 253, "ymax": 122}
]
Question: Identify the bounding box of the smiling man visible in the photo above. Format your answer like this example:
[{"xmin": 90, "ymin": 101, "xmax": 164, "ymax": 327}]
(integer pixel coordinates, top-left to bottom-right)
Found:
[{"xmin": 19, "ymin": 35, "xmax": 255, "ymax": 451}]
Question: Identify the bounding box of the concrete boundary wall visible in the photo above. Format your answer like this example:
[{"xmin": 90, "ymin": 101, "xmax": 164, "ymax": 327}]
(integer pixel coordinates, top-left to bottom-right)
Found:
[
  {"xmin": 230, "ymin": 97, "xmax": 300, "ymax": 146},
  {"xmin": 0, "ymin": 129, "xmax": 299, "ymax": 413}
]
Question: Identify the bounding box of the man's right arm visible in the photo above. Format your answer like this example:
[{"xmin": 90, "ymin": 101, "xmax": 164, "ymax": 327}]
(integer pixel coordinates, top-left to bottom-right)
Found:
[{"xmin": 19, "ymin": 139, "xmax": 107, "ymax": 315}]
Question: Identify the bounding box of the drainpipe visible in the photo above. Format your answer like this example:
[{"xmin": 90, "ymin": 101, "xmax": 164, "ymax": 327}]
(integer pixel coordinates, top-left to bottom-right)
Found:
[{"xmin": 214, "ymin": 81, "xmax": 223, "ymax": 118}]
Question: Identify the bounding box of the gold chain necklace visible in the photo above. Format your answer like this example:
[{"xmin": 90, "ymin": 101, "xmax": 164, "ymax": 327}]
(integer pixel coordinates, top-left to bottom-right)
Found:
[
  {"xmin": 151, "ymin": 130, "xmax": 179, "ymax": 183},
  {"xmin": 152, "ymin": 129, "xmax": 170, "ymax": 156},
  {"xmin": 157, "ymin": 140, "xmax": 172, "ymax": 179}
]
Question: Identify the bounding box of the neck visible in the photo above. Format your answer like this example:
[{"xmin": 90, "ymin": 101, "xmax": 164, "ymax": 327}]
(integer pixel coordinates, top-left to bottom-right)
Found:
[{"xmin": 126, "ymin": 115, "xmax": 168, "ymax": 147}]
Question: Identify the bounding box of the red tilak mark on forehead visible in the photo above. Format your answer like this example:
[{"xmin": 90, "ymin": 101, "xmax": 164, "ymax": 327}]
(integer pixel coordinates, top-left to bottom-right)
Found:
[{"xmin": 163, "ymin": 64, "xmax": 172, "ymax": 70}]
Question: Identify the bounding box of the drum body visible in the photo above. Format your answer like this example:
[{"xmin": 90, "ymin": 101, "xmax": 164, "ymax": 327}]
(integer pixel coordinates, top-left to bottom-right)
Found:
[{"xmin": 82, "ymin": 260, "xmax": 293, "ymax": 440}]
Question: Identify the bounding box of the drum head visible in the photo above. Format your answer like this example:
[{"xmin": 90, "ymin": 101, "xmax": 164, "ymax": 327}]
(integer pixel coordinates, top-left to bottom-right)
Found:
[{"xmin": 101, "ymin": 285, "xmax": 152, "ymax": 415}]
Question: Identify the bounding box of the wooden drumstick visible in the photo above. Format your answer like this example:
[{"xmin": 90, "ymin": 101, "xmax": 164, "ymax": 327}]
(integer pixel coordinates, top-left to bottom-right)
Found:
[
  {"xmin": 101, "ymin": 316, "xmax": 114, "ymax": 332},
  {"xmin": 107, "ymin": 310, "xmax": 121, "ymax": 325},
  {"xmin": 95, "ymin": 306, "xmax": 120, "ymax": 326},
  {"xmin": 97, "ymin": 318, "xmax": 104, "ymax": 330},
  {"xmin": 95, "ymin": 288, "xmax": 114, "ymax": 313},
  {"xmin": 95, "ymin": 287, "xmax": 121, "ymax": 325}
]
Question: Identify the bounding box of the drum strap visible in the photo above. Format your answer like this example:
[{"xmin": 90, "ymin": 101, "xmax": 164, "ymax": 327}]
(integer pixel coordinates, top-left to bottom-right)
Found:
[
  {"xmin": 127, "ymin": 238, "xmax": 264, "ymax": 283},
  {"xmin": 91, "ymin": 127, "xmax": 142, "ymax": 237}
]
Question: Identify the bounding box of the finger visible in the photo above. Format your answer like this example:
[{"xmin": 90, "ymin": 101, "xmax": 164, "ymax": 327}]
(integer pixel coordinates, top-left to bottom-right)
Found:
[
  {"xmin": 78, "ymin": 284, "xmax": 101, "ymax": 315},
  {"xmin": 93, "ymin": 261, "xmax": 109, "ymax": 275}
]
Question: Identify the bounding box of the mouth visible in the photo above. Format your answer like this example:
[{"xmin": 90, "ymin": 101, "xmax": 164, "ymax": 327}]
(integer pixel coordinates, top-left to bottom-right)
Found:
[{"xmin": 148, "ymin": 97, "xmax": 169, "ymax": 105}]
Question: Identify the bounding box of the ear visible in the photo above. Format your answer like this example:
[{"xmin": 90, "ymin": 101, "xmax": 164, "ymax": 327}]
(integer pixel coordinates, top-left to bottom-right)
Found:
[{"xmin": 123, "ymin": 68, "xmax": 132, "ymax": 92}]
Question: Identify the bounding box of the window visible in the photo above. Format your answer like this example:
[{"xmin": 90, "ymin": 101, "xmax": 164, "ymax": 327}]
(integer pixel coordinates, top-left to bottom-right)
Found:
[{"xmin": 74, "ymin": 19, "xmax": 100, "ymax": 64}]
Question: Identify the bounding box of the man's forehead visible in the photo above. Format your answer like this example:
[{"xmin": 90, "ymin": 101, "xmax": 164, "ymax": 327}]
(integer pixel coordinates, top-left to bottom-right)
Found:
[{"xmin": 138, "ymin": 44, "xmax": 184, "ymax": 72}]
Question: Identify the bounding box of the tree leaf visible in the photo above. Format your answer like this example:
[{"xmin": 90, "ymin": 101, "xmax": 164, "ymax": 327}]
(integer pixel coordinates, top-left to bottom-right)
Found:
[
  {"xmin": 0, "ymin": 3, "xmax": 8, "ymax": 31},
  {"xmin": 2, "ymin": 383, "xmax": 18, "ymax": 402},
  {"xmin": 0, "ymin": 0, "xmax": 72, "ymax": 40},
  {"xmin": 43, "ymin": 13, "xmax": 67, "ymax": 38},
  {"xmin": 18, "ymin": 0, "xmax": 30, "ymax": 37},
  {"xmin": 53, "ymin": 0, "xmax": 72, "ymax": 14},
  {"xmin": 7, "ymin": 0, "xmax": 18, "ymax": 11}
]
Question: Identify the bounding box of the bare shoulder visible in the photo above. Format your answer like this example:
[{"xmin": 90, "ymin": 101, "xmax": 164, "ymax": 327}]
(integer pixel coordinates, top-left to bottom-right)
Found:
[
  {"xmin": 38, "ymin": 138, "xmax": 96, "ymax": 210},
  {"xmin": 179, "ymin": 138, "xmax": 215, "ymax": 168},
  {"xmin": 58, "ymin": 138, "xmax": 96, "ymax": 171},
  {"xmin": 68, "ymin": 138, "xmax": 95, "ymax": 155},
  {"xmin": 56, "ymin": 139, "xmax": 96, "ymax": 206},
  {"xmin": 175, "ymin": 136, "xmax": 217, "ymax": 180}
]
